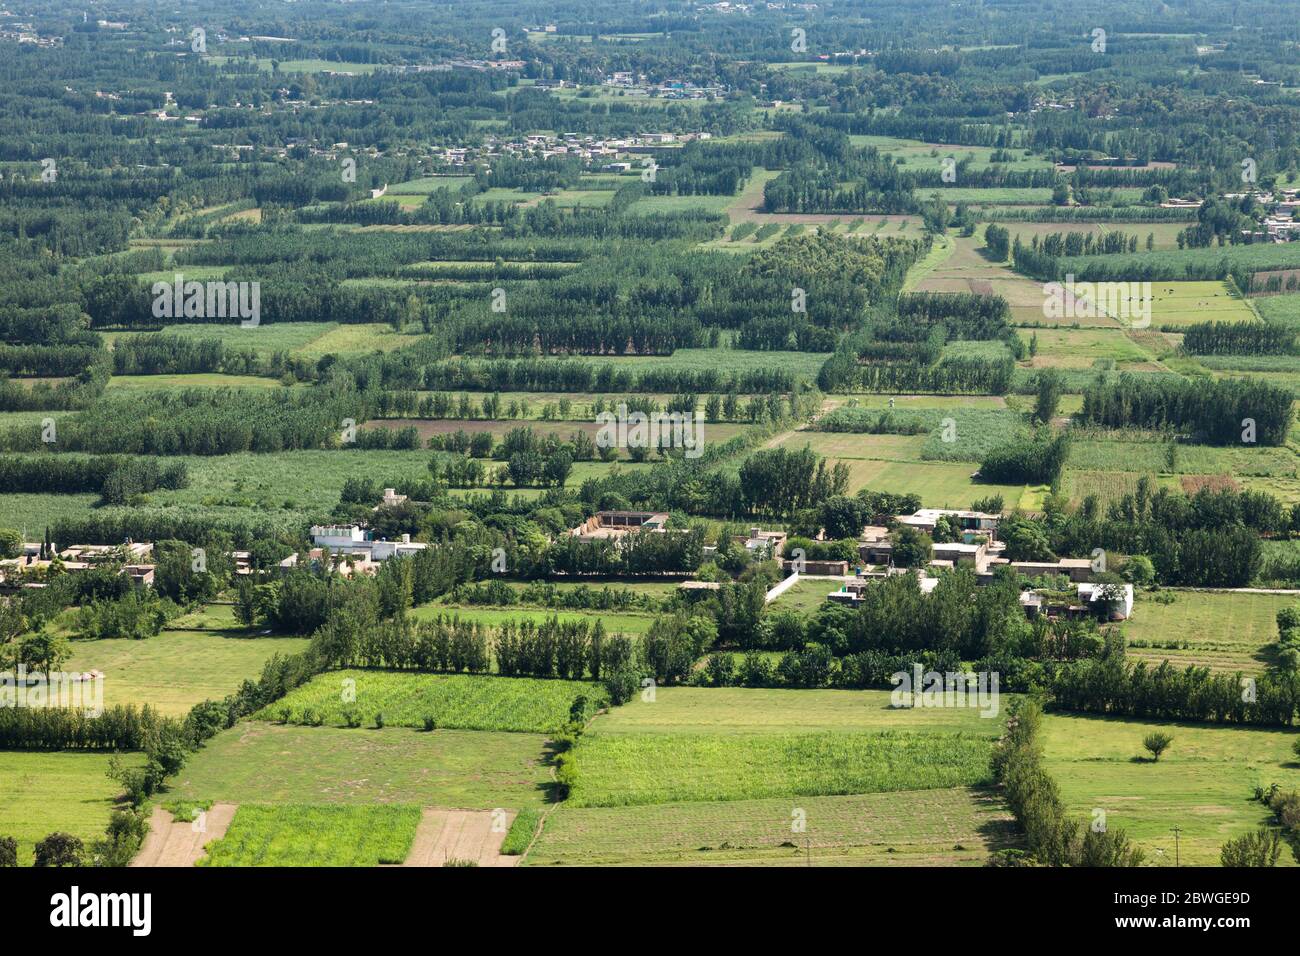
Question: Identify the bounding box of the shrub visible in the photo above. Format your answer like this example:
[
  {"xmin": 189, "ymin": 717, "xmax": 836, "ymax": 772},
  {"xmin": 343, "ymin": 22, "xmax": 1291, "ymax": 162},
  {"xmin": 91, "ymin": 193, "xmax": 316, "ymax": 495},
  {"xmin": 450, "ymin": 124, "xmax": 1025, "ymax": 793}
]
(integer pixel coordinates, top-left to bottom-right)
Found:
[
  {"xmin": 1220, "ymin": 827, "xmax": 1282, "ymax": 867},
  {"xmin": 603, "ymin": 668, "xmax": 640, "ymax": 706},
  {"xmin": 34, "ymin": 832, "xmax": 84, "ymax": 867},
  {"xmin": 374, "ymin": 711, "xmax": 385, "ymax": 729},
  {"xmin": 422, "ymin": 715, "xmax": 436, "ymax": 732},
  {"xmin": 1143, "ymin": 732, "xmax": 1173, "ymax": 761},
  {"xmin": 0, "ymin": 836, "xmax": 16, "ymax": 867}
]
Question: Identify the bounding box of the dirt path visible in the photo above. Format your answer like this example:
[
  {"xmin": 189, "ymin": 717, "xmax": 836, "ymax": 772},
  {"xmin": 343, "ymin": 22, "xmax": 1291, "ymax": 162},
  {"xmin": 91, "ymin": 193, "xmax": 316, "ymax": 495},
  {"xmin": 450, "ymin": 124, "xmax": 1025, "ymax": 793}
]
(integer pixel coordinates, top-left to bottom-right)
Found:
[
  {"xmin": 131, "ymin": 803, "xmax": 236, "ymax": 867},
  {"xmin": 402, "ymin": 809, "xmax": 519, "ymax": 868}
]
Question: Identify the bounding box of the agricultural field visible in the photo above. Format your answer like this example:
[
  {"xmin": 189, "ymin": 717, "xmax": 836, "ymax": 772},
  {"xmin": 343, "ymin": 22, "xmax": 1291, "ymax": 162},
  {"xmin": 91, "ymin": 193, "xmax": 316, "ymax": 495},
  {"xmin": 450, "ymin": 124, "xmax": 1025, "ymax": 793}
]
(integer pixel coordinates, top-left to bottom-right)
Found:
[
  {"xmin": 200, "ymin": 805, "xmax": 422, "ymax": 867},
  {"xmin": 1044, "ymin": 713, "xmax": 1300, "ymax": 866},
  {"xmin": 65, "ymin": 607, "xmax": 310, "ymax": 716},
  {"xmin": 171, "ymin": 723, "xmax": 557, "ymax": 809},
  {"xmin": 1120, "ymin": 590, "xmax": 1294, "ymax": 673},
  {"xmin": 769, "ymin": 576, "xmax": 850, "ymax": 615},
  {"xmin": 527, "ymin": 787, "xmax": 1017, "ymax": 866},
  {"xmin": 410, "ymin": 603, "xmax": 658, "ymax": 635},
  {"xmin": 0, "ymin": 751, "xmax": 142, "ymax": 866},
  {"xmin": 256, "ymin": 670, "xmax": 607, "ymax": 733}
]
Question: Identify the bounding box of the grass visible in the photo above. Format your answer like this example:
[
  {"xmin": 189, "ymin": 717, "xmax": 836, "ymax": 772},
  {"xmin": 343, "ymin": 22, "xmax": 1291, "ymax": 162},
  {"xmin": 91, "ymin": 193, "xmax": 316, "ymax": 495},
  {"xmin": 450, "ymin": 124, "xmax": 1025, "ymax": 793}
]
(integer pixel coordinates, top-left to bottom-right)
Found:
[
  {"xmin": 593, "ymin": 686, "xmax": 1003, "ymax": 736},
  {"xmin": 1066, "ymin": 439, "xmax": 1296, "ymax": 477},
  {"xmin": 582, "ymin": 347, "xmax": 830, "ymax": 384},
  {"xmin": 774, "ymin": 427, "xmax": 1034, "ymax": 507},
  {"xmin": 1043, "ymin": 712, "xmax": 1300, "ymax": 866},
  {"xmin": 1121, "ymin": 590, "xmax": 1293, "ymax": 673},
  {"xmin": 172, "ymin": 723, "xmax": 556, "ymax": 809},
  {"xmin": 565, "ymin": 731, "xmax": 995, "ymax": 807},
  {"xmin": 106, "ymin": 373, "xmax": 286, "ymax": 391},
  {"xmin": 66, "ymin": 607, "xmax": 309, "ymax": 716},
  {"xmin": 769, "ymin": 576, "xmax": 847, "ymax": 614},
  {"xmin": 255, "ymin": 670, "xmax": 607, "ymax": 733},
  {"xmin": 199, "ymin": 804, "xmax": 422, "ymax": 867},
  {"xmin": 0, "ymin": 750, "xmax": 142, "ymax": 866},
  {"xmin": 526, "ymin": 787, "xmax": 1016, "ymax": 866},
  {"xmin": 1025, "ymin": 327, "xmax": 1162, "ymax": 370},
  {"xmin": 501, "ymin": 807, "xmax": 542, "ymax": 855}
]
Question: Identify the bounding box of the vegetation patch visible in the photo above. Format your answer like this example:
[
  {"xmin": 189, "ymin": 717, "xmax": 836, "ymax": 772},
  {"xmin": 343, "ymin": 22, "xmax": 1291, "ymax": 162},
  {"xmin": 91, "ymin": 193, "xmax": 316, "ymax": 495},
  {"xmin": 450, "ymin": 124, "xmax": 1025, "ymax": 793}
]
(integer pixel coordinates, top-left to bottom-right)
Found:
[
  {"xmin": 566, "ymin": 731, "xmax": 994, "ymax": 807},
  {"xmin": 199, "ymin": 804, "xmax": 421, "ymax": 867},
  {"xmin": 254, "ymin": 670, "xmax": 607, "ymax": 733}
]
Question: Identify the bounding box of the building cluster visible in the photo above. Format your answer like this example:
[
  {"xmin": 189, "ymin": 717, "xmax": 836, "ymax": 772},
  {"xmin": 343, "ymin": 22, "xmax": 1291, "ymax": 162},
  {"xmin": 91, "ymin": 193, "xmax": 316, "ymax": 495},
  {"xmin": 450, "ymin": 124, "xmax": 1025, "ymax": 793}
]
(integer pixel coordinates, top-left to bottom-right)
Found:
[
  {"xmin": 0, "ymin": 541, "xmax": 155, "ymax": 590},
  {"xmin": 815, "ymin": 508, "xmax": 1133, "ymax": 621}
]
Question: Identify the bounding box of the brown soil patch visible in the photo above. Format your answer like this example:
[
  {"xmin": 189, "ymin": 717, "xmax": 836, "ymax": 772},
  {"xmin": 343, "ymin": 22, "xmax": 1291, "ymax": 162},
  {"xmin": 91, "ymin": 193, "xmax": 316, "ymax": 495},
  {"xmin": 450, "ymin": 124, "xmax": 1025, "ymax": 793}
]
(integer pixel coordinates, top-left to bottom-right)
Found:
[
  {"xmin": 401, "ymin": 808, "xmax": 519, "ymax": 868},
  {"xmin": 132, "ymin": 803, "xmax": 236, "ymax": 867}
]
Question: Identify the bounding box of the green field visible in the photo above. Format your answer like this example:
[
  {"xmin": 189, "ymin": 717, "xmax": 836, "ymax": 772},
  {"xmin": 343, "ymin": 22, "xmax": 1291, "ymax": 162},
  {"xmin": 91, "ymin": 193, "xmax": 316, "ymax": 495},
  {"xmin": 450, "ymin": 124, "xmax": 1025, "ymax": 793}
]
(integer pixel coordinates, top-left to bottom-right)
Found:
[
  {"xmin": 106, "ymin": 373, "xmax": 286, "ymax": 391},
  {"xmin": 172, "ymin": 723, "xmax": 557, "ymax": 808},
  {"xmin": 566, "ymin": 731, "xmax": 995, "ymax": 807},
  {"xmin": 256, "ymin": 670, "xmax": 607, "ymax": 733},
  {"xmin": 593, "ymin": 686, "xmax": 1003, "ymax": 735},
  {"xmin": 67, "ymin": 606, "xmax": 309, "ymax": 716},
  {"xmin": 149, "ymin": 448, "xmax": 436, "ymax": 514},
  {"xmin": 1044, "ymin": 712, "xmax": 1300, "ymax": 866},
  {"xmin": 200, "ymin": 804, "xmax": 422, "ymax": 867},
  {"xmin": 0, "ymin": 751, "xmax": 142, "ymax": 866},
  {"xmin": 1066, "ymin": 438, "xmax": 1296, "ymax": 477},
  {"xmin": 1121, "ymin": 590, "xmax": 1294, "ymax": 673},
  {"xmin": 526, "ymin": 787, "xmax": 1016, "ymax": 866},
  {"xmin": 769, "ymin": 576, "xmax": 847, "ymax": 614}
]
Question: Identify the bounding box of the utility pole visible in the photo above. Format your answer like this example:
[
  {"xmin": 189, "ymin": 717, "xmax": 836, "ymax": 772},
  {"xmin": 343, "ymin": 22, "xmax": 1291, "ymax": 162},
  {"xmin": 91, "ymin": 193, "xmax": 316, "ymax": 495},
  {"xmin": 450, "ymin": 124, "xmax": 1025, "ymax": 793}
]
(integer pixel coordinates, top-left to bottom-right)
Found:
[{"xmin": 1172, "ymin": 826, "xmax": 1182, "ymax": 867}]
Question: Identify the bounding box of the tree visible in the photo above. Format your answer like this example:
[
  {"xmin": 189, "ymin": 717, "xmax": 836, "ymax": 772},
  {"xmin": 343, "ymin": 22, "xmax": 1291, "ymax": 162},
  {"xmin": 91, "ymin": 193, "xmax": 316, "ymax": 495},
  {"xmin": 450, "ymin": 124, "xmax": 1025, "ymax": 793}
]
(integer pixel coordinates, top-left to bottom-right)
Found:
[
  {"xmin": 1220, "ymin": 828, "xmax": 1282, "ymax": 867},
  {"xmin": 0, "ymin": 528, "xmax": 21, "ymax": 560},
  {"xmin": 891, "ymin": 526, "xmax": 933, "ymax": 569},
  {"xmin": 1034, "ymin": 369, "xmax": 1062, "ymax": 424},
  {"xmin": 18, "ymin": 630, "xmax": 70, "ymax": 673},
  {"xmin": 233, "ymin": 579, "xmax": 260, "ymax": 628},
  {"xmin": 34, "ymin": 832, "xmax": 84, "ymax": 867},
  {"xmin": 544, "ymin": 449, "xmax": 573, "ymax": 487},
  {"xmin": 1143, "ymin": 731, "xmax": 1172, "ymax": 761}
]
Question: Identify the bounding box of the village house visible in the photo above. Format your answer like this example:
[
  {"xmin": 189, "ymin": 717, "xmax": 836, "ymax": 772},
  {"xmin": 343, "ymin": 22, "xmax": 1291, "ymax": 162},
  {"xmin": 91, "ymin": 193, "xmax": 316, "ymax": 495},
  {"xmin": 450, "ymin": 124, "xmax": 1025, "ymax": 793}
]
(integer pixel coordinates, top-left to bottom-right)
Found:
[{"xmin": 569, "ymin": 510, "xmax": 671, "ymax": 542}]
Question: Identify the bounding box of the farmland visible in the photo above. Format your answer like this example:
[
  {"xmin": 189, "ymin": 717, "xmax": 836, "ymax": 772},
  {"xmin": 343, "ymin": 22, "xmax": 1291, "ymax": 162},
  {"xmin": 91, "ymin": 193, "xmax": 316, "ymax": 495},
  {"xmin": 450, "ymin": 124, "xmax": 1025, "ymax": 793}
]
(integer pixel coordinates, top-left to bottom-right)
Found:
[
  {"xmin": 199, "ymin": 804, "xmax": 422, "ymax": 867},
  {"xmin": 1044, "ymin": 713, "xmax": 1300, "ymax": 866},
  {"xmin": 1120, "ymin": 590, "xmax": 1294, "ymax": 673},
  {"xmin": 0, "ymin": 751, "xmax": 142, "ymax": 866},
  {"xmin": 256, "ymin": 670, "xmax": 607, "ymax": 733},
  {"xmin": 171, "ymin": 723, "xmax": 557, "ymax": 809},
  {"xmin": 3, "ymin": 0, "xmax": 1300, "ymax": 886}
]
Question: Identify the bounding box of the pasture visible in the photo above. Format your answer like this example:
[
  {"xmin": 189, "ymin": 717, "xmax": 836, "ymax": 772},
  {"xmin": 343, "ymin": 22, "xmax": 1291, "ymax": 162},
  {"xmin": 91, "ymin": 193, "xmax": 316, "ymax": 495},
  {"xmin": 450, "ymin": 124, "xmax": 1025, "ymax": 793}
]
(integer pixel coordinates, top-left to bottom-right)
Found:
[
  {"xmin": 1044, "ymin": 712, "xmax": 1300, "ymax": 866},
  {"xmin": 0, "ymin": 751, "xmax": 141, "ymax": 866}
]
